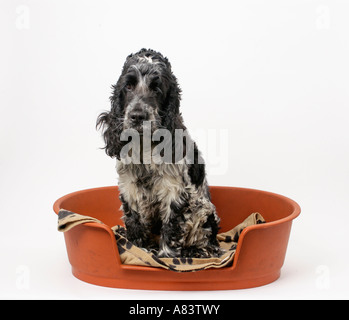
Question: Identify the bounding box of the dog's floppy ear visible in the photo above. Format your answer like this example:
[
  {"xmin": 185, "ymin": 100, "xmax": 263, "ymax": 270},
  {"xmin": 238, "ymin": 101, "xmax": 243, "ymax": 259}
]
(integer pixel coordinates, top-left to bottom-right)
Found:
[{"xmin": 96, "ymin": 83, "xmax": 125, "ymax": 159}]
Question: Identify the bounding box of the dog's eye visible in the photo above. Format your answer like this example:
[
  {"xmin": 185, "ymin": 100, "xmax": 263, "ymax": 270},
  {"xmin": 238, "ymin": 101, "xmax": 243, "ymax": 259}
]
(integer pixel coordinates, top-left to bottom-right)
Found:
[
  {"xmin": 150, "ymin": 83, "xmax": 158, "ymax": 91},
  {"xmin": 150, "ymin": 78, "xmax": 162, "ymax": 93},
  {"xmin": 125, "ymin": 83, "xmax": 134, "ymax": 91}
]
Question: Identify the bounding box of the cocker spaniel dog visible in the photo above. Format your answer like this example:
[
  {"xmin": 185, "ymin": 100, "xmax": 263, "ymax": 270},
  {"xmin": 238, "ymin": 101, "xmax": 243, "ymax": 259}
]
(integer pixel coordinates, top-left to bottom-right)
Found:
[{"xmin": 97, "ymin": 49, "xmax": 222, "ymax": 258}]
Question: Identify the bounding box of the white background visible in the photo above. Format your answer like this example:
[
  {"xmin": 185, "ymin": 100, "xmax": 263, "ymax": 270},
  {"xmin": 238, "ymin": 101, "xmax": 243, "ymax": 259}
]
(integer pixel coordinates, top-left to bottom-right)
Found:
[{"xmin": 1, "ymin": 0, "xmax": 348, "ymax": 299}]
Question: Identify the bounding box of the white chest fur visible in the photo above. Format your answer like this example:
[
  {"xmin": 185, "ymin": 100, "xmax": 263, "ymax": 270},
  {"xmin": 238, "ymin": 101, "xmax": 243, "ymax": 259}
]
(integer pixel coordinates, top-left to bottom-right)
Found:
[{"xmin": 116, "ymin": 161, "xmax": 189, "ymax": 222}]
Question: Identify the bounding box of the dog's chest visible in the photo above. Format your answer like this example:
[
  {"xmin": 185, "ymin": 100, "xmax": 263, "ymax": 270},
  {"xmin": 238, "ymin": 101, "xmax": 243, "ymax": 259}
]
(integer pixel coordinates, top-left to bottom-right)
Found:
[{"xmin": 117, "ymin": 162, "xmax": 187, "ymax": 216}]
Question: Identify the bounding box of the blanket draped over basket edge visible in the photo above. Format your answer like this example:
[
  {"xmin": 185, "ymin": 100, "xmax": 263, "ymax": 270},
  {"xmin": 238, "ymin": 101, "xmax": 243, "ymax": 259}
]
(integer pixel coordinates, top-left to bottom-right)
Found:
[{"xmin": 57, "ymin": 209, "xmax": 265, "ymax": 272}]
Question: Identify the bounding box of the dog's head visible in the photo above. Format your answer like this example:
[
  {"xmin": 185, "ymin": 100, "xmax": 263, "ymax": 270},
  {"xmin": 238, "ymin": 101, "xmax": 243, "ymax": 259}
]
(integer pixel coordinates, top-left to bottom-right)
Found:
[{"xmin": 97, "ymin": 49, "xmax": 184, "ymax": 158}]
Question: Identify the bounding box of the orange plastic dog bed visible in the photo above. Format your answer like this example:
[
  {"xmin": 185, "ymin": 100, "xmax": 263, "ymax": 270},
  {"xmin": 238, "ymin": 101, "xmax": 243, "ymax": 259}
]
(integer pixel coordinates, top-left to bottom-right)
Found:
[{"xmin": 53, "ymin": 186, "xmax": 300, "ymax": 290}]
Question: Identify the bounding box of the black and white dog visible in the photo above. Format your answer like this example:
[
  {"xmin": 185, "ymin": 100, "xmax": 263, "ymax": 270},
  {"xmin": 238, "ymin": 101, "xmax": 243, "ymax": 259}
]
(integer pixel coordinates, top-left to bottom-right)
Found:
[{"xmin": 97, "ymin": 49, "xmax": 221, "ymax": 258}]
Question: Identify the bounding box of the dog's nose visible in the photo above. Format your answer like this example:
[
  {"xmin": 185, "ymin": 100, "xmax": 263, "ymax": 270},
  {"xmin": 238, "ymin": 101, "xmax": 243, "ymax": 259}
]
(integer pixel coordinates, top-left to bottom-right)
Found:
[{"xmin": 129, "ymin": 110, "xmax": 148, "ymax": 123}]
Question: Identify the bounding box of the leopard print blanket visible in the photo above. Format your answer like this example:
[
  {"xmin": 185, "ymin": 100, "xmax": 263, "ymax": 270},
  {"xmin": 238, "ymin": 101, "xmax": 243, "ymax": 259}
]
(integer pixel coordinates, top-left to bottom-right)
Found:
[{"xmin": 58, "ymin": 209, "xmax": 265, "ymax": 272}]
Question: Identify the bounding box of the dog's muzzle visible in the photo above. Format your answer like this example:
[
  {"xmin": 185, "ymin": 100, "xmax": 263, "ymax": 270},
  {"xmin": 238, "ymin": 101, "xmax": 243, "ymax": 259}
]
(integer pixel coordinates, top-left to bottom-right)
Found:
[
  {"xmin": 129, "ymin": 108, "xmax": 148, "ymax": 125},
  {"xmin": 125, "ymin": 102, "xmax": 157, "ymax": 132},
  {"xmin": 126, "ymin": 102, "xmax": 149, "ymax": 131}
]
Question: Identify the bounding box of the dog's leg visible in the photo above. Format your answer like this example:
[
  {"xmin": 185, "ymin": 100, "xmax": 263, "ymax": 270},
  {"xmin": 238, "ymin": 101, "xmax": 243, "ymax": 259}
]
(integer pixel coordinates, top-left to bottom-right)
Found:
[
  {"xmin": 187, "ymin": 211, "xmax": 222, "ymax": 258},
  {"xmin": 158, "ymin": 213, "xmax": 186, "ymax": 258},
  {"xmin": 157, "ymin": 194, "xmax": 190, "ymax": 258},
  {"xmin": 120, "ymin": 195, "xmax": 151, "ymax": 249},
  {"xmin": 124, "ymin": 209, "xmax": 151, "ymax": 248}
]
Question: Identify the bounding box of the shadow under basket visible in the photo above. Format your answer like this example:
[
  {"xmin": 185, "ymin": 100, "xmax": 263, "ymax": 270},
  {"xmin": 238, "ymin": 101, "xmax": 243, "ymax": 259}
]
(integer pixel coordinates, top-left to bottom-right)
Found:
[{"xmin": 53, "ymin": 186, "xmax": 300, "ymax": 290}]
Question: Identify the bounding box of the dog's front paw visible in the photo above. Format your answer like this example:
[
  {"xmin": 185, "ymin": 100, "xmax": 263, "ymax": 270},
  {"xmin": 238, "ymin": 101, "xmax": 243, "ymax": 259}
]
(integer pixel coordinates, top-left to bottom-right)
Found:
[
  {"xmin": 157, "ymin": 243, "xmax": 180, "ymax": 258},
  {"xmin": 181, "ymin": 245, "xmax": 225, "ymax": 258},
  {"xmin": 181, "ymin": 246, "xmax": 208, "ymax": 258}
]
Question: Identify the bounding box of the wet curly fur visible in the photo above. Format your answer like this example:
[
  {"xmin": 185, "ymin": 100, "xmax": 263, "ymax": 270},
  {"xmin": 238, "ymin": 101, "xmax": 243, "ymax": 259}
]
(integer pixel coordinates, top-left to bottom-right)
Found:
[{"xmin": 97, "ymin": 49, "xmax": 222, "ymax": 258}]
